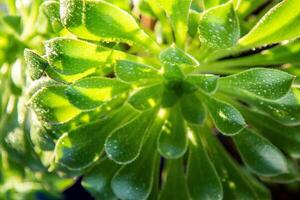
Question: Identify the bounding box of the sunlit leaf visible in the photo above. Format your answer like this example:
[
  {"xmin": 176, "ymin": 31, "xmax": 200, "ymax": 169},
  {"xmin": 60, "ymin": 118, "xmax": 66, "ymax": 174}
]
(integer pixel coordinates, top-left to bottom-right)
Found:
[
  {"xmin": 29, "ymin": 85, "xmax": 81, "ymax": 124},
  {"xmin": 60, "ymin": 0, "xmax": 160, "ymax": 53},
  {"xmin": 198, "ymin": 2, "xmax": 240, "ymax": 50},
  {"xmin": 105, "ymin": 110, "xmax": 156, "ymax": 164},
  {"xmin": 37, "ymin": 1, "xmax": 63, "ymax": 34},
  {"xmin": 45, "ymin": 38, "xmax": 145, "ymax": 75},
  {"xmin": 159, "ymin": 46, "xmax": 198, "ymax": 65},
  {"xmin": 128, "ymin": 84, "xmax": 164, "ymax": 110},
  {"xmin": 115, "ymin": 60, "xmax": 161, "ymax": 84},
  {"xmin": 157, "ymin": 0, "xmax": 191, "ymax": 48},
  {"xmin": 219, "ymin": 68, "xmax": 294, "ymax": 100},
  {"xmin": 65, "ymin": 77, "xmax": 130, "ymax": 110},
  {"xmin": 55, "ymin": 107, "xmax": 137, "ymax": 170},
  {"xmin": 239, "ymin": 0, "xmax": 300, "ymax": 48},
  {"xmin": 186, "ymin": 74, "xmax": 219, "ymax": 94},
  {"xmin": 24, "ymin": 49, "xmax": 47, "ymax": 80},
  {"xmin": 201, "ymin": 93, "xmax": 246, "ymax": 135},
  {"xmin": 158, "ymin": 106, "xmax": 188, "ymax": 159}
]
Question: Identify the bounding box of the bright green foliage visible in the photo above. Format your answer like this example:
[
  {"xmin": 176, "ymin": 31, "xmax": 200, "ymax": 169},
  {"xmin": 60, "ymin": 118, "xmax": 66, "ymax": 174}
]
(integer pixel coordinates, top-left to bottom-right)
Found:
[
  {"xmin": 0, "ymin": 0, "xmax": 74, "ymax": 199},
  {"xmin": 1, "ymin": 0, "xmax": 300, "ymax": 199},
  {"xmin": 198, "ymin": 2, "xmax": 240, "ymax": 50},
  {"xmin": 239, "ymin": 0, "xmax": 300, "ymax": 48}
]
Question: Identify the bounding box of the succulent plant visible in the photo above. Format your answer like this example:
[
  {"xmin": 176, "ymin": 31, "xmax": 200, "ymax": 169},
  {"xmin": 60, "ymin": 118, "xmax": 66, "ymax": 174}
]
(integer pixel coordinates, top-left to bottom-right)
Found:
[
  {"xmin": 0, "ymin": 0, "xmax": 73, "ymax": 199},
  {"xmin": 2, "ymin": 0, "xmax": 300, "ymax": 199}
]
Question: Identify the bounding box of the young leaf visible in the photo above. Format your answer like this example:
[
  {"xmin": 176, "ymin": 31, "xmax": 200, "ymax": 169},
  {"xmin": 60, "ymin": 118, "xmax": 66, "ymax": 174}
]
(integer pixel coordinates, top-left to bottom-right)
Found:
[
  {"xmin": 157, "ymin": 0, "xmax": 191, "ymax": 48},
  {"xmin": 115, "ymin": 60, "xmax": 161, "ymax": 84},
  {"xmin": 60, "ymin": 0, "xmax": 160, "ymax": 53},
  {"xmin": 29, "ymin": 85, "xmax": 81, "ymax": 124},
  {"xmin": 54, "ymin": 105, "xmax": 137, "ymax": 170},
  {"xmin": 201, "ymin": 93, "xmax": 246, "ymax": 135},
  {"xmin": 128, "ymin": 84, "xmax": 164, "ymax": 110},
  {"xmin": 219, "ymin": 68, "xmax": 294, "ymax": 100},
  {"xmin": 65, "ymin": 77, "xmax": 130, "ymax": 110},
  {"xmin": 186, "ymin": 74, "xmax": 219, "ymax": 94},
  {"xmin": 239, "ymin": 0, "xmax": 300, "ymax": 48},
  {"xmin": 234, "ymin": 129, "xmax": 288, "ymax": 176},
  {"xmin": 198, "ymin": 2, "xmax": 240, "ymax": 50},
  {"xmin": 111, "ymin": 123, "xmax": 159, "ymax": 200},
  {"xmin": 159, "ymin": 46, "xmax": 198, "ymax": 65},
  {"xmin": 45, "ymin": 38, "xmax": 144, "ymax": 75},
  {"xmin": 158, "ymin": 106, "xmax": 188, "ymax": 159},
  {"xmin": 82, "ymin": 158, "xmax": 120, "ymax": 200},
  {"xmin": 24, "ymin": 49, "xmax": 47, "ymax": 80},
  {"xmin": 105, "ymin": 110, "xmax": 155, "ymax": 164},
  {"xmin": 180, "ymin": 94, "xmax": 206, "ymax": 124},
  {"xmin": 159, "ymin": 159, "xmax": 190, "ymax": 200},
  {"xmin": 187, "ymin": 126, "xmax": 223, "ymax": 200}
]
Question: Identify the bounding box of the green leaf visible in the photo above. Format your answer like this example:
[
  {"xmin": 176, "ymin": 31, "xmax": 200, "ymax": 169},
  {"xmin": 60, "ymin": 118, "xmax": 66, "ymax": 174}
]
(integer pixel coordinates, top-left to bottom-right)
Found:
[
  {"xmin": 180, "ymin": 94, "xmax": 206, "ymax": 124},
  {"xmin": 45, "ymin": 65, "xmax": 99, "ymax": 83},
  {"xmin": 198, "ymin": 2, "xmax": 240, "ymax": 50},
  {"xmin": 162, "ymin": 63, "xmax": 185, "ymax": 86},
  {"xmin": 45, "ymin": 38, "xmax": 145, "ymax": 76},
  {"xmin": 158, "ymin": 106, "xmax": 188, "ymax": 159},
  {"xmin": 219, "ymin": 68, "xmax": 294, "ymax": 100},
  {"xmin": 65, "ymin": 77, "xmax": 130, "ymax": 110},
  {"xmin": 261, "ymin": 159, "xmax": 300, "ymax": 184},
  {"xmin": 128, "ymin": 84, "xmax": 164, "ymax": 111},
  {"xmin": 239, "ymin": 0, "xmax": 300, "ymax": 48},
  {"xmin": 202, "ymin": 0, "xmax": 240, "ymax": 10},
  {"xmin": 202, "ymin": 125, "xmax": 271, "ymax": 200},
  {"xmin": 141, "ymin": 0, "xmax": 174, "ymax": 44},
  {"xmin": 234, "ymin": 129, "xmax": 288, "ymax": 176},
  {"xmin": 24, "ymin": 49, "xmax": 47, "ymax": 80},
  {"xmin": 1, "ymin": 15, "xmax": 22, "ymax": 35},
  {"xmin": 187, "ymin": 126, "xmax": 223, "ymax": 200},
  {"xmin": 237, "ymin": 0, "xmax": 265, "ymax": 19},
  {"xmin": 37, "ymin": 1, "xmax": 63, "ymax": 34},
  {"xmin": 111, "ymin": 123, "xmax": 159, "ymax": 200},
  {"xmin": 157, "ymin": 0, "xmax": 191, "ymax": 48},
  {"xmin": 29, "ymin": 123, "xmax": 55, "ymax": 151},
  {"xmin": 81, "ymin": 158, "xmax": 120, "ymax": 200},
  {"xmin": 29, "ymin": 85, "xmax": 81, "ymax": 124},
  {"xmin": 60, "ymin": 0, "xmax": 160, "ymax": 53},
  {"xmin": 105, "ymin": 110, "xmax": 155, "ymax": 164},
  {"xmin": 115, "ymin": 60, "xmax": 161, "ymax": 84},
  {"xmin": 159, "ymin": 46, "xmax": 198, "ymax": 65},
  {"xmin": 54, "ymin": 105, "xmax": 137, "ymax": 170},
  {"xmin": 230, "ymin": 89, "xmax": 300, "ymax": 126},
  {"xmin": 159, "ymin": 159, "xmax": 190, "ymax": 200},
  {"xmin": 203, "ymin": 40, "xmax": 300, "ymax": 68},
  {"xmin": 186, "ymin": 74, "xmax": 219, "ymax": 94},
  {"xmin": 201, "ymin": 93, "xmax": 246, "ymax": 135},
  {"xmin": 240, "ymin": 107, "xmax": 300, "ymax": 158},
  {"xmin": 188, "ymin": 10, "xmax": 201, "ymax": 37}
]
